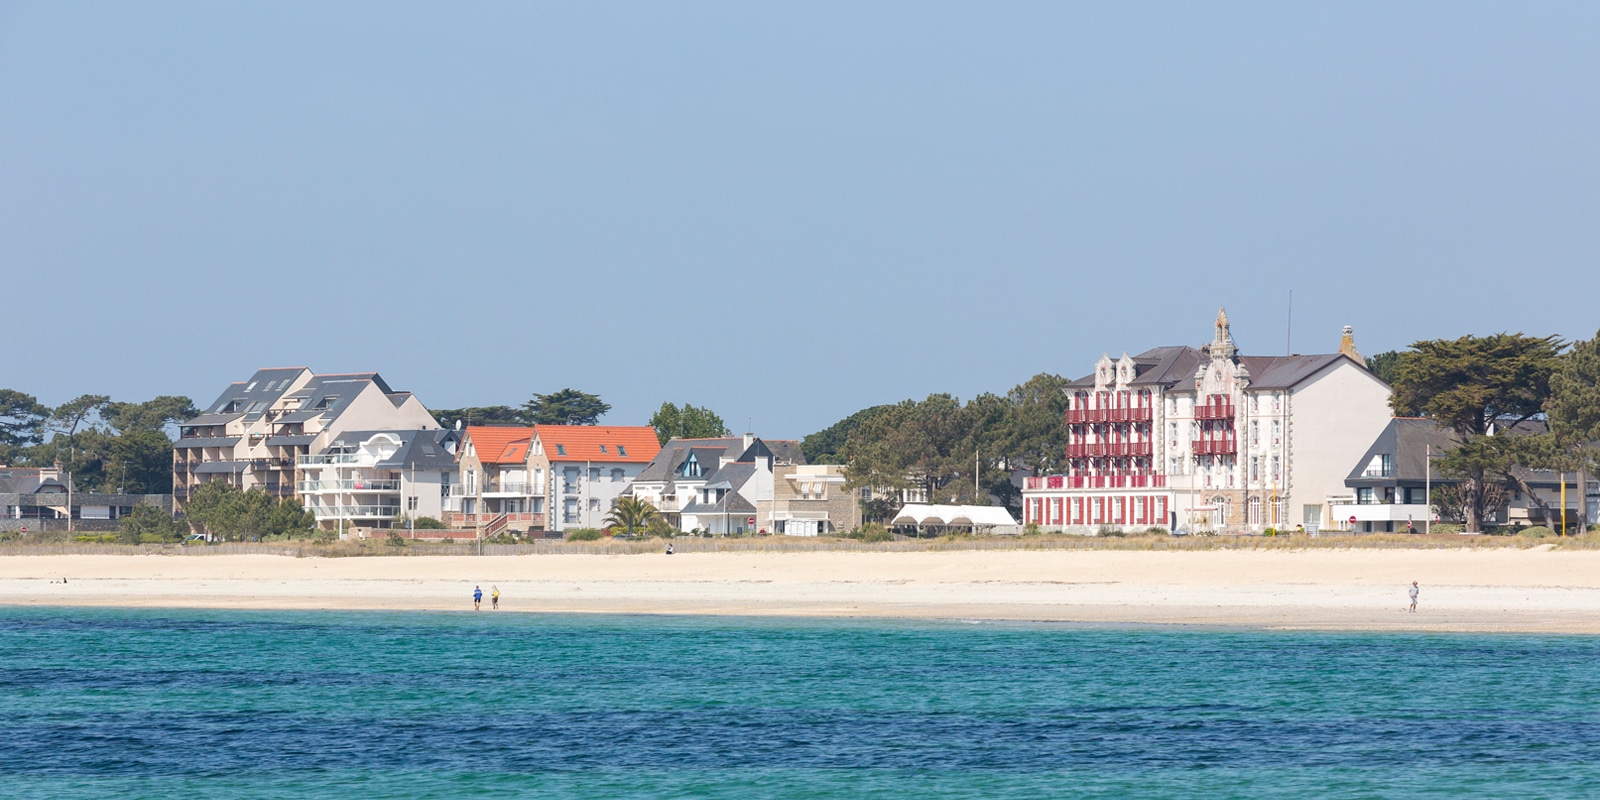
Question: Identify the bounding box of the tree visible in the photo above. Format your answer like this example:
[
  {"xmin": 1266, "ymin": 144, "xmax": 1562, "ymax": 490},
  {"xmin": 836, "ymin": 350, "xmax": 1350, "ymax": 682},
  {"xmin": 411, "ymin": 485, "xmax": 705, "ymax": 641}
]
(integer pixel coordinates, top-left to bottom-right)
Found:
[
  {"xmin": 103, "ymin": 396, "xmax": 198, "ymax": 434},
  {"xmin": 604, "ymin": 496, "xmax": 659, "ymax": 536},
  {"xmin": 803, "ymin": 405, "xmax": 895, "ymax": 465},
  {"xmin": 1366, "ymin": 350, "xmax": 1405, "ymax": 387},
  {"xmin": 182, "ymin": 483, "xmax": 316, "ymax": 541},
  {"xmin": 521, "ymin": 389, "xmax": 610, "ymax": 426},
  {"xmin": 1390, "ymin": 333, "xmax": 1564, "ymax": 531},
  {"xmin": 0, "ymin": 390, "xmax": 49, "ymax": 463},
  {"xmin": 649, "ymin": 402, "xmax": 730, "ymax": 445},
  {"xmin": 1545, "ymin": 329, "xmax": 1600, "ymax": 528},
  {"xmin": 430, "ymin": 406, "xmax": 522, "ymax": 429},
  {"xmin": 843, "ymin": 394, "xmax": 970, "ymax": 505},
  {"xmin": 118, "ymin": 503, "xmax": 183, "ymax": 544}
]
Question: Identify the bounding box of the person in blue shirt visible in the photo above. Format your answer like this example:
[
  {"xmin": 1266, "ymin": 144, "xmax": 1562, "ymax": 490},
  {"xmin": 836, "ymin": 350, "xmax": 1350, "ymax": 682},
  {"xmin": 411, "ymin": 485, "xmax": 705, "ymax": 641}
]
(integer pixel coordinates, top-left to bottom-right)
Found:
[{"xmin": 473, "ymin": 585, "xmax": 483, "ymax": 610}]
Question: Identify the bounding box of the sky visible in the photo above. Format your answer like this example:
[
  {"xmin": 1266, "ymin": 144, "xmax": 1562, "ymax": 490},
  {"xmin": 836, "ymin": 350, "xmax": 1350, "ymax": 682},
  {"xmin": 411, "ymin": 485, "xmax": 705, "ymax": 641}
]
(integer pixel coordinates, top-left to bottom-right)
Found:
[{"xmin": 2, "ymin": 2, "xmax": 1597, "ymax": 439}]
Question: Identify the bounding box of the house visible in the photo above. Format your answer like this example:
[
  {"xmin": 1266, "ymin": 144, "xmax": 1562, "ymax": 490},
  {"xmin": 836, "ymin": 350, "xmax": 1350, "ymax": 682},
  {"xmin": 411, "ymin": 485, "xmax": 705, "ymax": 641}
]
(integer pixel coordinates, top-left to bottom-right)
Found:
[
  {"xmin": 530, "ymin": 425, "xmax": 661, "ymax": 532},
  {"xmin": 296, "ymin": 429, "xmax": 459, "ymax": 534},
  {"xmin": 1020, "ymin": 311, "xmax": 1393, "ymax": 533},
  {"xmin": 1, "ymin": 466, "xmax": 172, "ymax": 531},
  {"xmin": 449, "ymin": 426, "xmax": 544, "ymax": 535},
  {"xmin": 630, "ymin": 435, "xmax": 807, "ymax": 534},
  {"xmin": 174, "ymin": 368, "xmax": 439, "ymax": 508},
  {"xmin": 763, "ymin": 464, "xmax": 859, "ymax": 535},
  {"xmin": 449, "ymin": 424, "xmax": 662, "ymax": 535},
  {"xmin": 1331, "ymin": 418, "xmax": 1599, "ymax": 532}
]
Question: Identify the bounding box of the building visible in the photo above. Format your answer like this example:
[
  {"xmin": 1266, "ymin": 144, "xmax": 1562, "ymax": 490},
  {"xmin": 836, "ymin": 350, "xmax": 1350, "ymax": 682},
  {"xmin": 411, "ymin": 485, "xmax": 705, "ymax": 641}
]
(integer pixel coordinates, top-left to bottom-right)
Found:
[
  {"xmin": 763, "ymin": 464, "xmax": 859, "ymax": 535},
  {"xmin": 630, "ymin": 435, "xmax": 806, "ymax": 534},
  {"xmin": 1331, "ymin": 418, "xmax": 1599, "ymax": 532},
  {"xmin": 531, "ymin": 425, "xmax": 661, "ymax": 532},
  {"xmin": 296, "ymin": 429, "xmax": 459, "ymax": 534},
  {"xmin": 449, "ymin": 426, "xmax": 544, "ymax": 535},
  {"xmin": 1021, "ymin": 310, "xmax": 1392, "ymax": 533},
  {"xmin": 449, "ymin": 424, "xmax": 662, "ymax": 535},
  {"xmin": 174, "ymin": 368, "xmax": 439, "ymax": 508},
  {"xmin": 1, "ymin": 466, "xmax": 171, "ymax": 532}
]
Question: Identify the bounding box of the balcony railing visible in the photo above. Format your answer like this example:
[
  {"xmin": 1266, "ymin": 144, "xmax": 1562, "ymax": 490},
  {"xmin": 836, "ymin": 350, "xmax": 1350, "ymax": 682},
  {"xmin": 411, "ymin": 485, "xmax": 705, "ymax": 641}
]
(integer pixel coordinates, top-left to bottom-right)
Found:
[
  {"xmin": 310, "ymin": 505, "xmax": 403, "ymax": 519},
  {"xmin": 1193, "ymin": 438, "xmax": 1237, "ymax": 455},
  {"xmin": 1066, "ymin": 406, "xmax": 1155, "ymax": 425},
  {"xmin": 1066, "ymin": 441, "xmax": 1155, "ymax": 459},
  {"xmin": 1025, "ymin": 474, "xmax": 1169, "ymax": 490},
  {"xmin": 297, "ymin": 479, "xmax": 403, "ymax": 493},
  {"xmin": 484, "ymin": 482, "xmax": 539, "ymax": 495},
  {"xmin": 1194, "ymin": 401, "xmax": 1235, "ymax": 420},
  {"xmin": 297, "ymin": 454, "xmax": 364, "ymax": 466}
]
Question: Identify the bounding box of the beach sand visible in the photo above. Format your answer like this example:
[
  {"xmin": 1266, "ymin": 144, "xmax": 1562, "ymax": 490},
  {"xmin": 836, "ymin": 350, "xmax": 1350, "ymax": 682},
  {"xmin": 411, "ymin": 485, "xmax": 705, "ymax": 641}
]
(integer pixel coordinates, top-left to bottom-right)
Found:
[{"xmin": 4, "ymin": 547, "xmax": 1600, "ymax": 632}]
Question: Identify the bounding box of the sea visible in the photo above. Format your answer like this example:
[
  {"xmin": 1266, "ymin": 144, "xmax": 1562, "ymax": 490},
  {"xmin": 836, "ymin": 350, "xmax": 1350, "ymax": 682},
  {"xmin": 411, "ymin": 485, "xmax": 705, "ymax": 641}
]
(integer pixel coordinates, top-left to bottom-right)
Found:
[{"xmin": 2, "ymin": 607, "xmax": 1599, "ymax": 799}]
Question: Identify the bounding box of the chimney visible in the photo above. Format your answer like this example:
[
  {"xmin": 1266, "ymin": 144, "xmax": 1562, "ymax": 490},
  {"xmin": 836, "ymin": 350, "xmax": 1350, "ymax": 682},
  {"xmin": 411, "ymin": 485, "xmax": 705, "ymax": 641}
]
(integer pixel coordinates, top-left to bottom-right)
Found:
[
  {"xmin": 743, "ymin": 432, "xmax": 754, "ymax": 452},
  {"xmin": 1339, "ymin": 325, "xmax": 1366, "ymax": 366}
]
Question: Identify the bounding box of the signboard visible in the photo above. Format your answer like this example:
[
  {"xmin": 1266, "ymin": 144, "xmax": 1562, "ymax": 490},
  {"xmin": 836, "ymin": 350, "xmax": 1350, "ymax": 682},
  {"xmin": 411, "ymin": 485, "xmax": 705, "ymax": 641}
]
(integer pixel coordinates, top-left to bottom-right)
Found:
[
  {"xmin": 1349, "ymin": 515, "xmax": 1357, "ymax": 524},
  {"xmin": 747, "ymin": 517, "xmax": 756, "ymax": 526}
]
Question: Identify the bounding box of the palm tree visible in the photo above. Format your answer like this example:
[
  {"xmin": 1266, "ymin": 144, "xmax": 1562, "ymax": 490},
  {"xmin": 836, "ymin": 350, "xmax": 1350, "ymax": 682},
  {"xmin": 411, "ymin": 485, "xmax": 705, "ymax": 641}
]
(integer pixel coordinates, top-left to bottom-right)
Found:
[{"xmin": 604, "ymin": 496, "xmax": 659, "ymax": 537}]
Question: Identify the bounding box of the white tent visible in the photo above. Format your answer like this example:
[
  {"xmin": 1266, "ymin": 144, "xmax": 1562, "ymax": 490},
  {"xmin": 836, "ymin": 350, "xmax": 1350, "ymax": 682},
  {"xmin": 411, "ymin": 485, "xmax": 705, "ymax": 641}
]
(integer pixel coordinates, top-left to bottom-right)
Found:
[{"xmin": 891, "ymin": 503, "xmax": 1018, "ymax": 532}]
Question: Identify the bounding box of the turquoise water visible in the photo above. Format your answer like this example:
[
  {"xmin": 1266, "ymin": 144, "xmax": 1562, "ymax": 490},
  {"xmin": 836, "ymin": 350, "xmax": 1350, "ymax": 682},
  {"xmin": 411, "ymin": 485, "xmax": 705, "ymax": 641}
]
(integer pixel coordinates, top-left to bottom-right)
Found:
[{"xmin": 3, "ymin": 608, "xmax": 1600, "ymax": 798}]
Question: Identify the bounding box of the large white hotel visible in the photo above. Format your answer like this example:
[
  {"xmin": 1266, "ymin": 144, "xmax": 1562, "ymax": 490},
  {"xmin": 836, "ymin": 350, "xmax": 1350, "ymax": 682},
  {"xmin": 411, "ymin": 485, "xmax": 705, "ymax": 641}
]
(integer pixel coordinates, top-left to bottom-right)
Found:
[{"xmin": 1021, "ymin": 310, "xmax": 1391, "ymax": 533}]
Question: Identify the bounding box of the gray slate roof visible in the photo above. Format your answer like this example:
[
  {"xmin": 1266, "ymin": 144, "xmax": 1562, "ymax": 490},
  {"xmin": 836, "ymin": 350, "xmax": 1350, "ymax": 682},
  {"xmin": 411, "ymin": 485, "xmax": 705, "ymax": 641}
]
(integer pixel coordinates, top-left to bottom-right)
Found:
[
  {"xmin": 634, "ymin": 436, "xmax": 806, "ymax": 484},
  {"xmin": 173, "ymin": 437, "xmax": 242, "ymax": 449},
  {"xmin": 1065, "ymin": 346, "xmax": 1355, "ymax": 392},
  {"xmin": 1344, "ymin": 418, "xmax": 1569, "ymax": 488},
  {"xmin": 326, "ymin": 429, "xmax": 459, "ymax": 471},
  {"xmin": 0, "ymin": 469, "xmax": 71, "ymax": 494}
]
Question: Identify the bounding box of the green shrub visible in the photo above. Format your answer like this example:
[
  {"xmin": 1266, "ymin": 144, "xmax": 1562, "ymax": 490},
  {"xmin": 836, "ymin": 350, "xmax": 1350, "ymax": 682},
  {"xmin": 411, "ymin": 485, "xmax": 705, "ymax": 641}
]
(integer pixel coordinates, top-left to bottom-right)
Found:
[
  {"xmin": 861, "ymin": 523, "xmax": 893, "ymax": 543},
  {"xmin": 1097, "ymin": 525, "xmax": 1125, "ymax": 538},
  {"xmin": 386, "ymin": 531, "xmax": 406, "ymax": 547},
  {"xmin": 1144, "ymin": 527, "xmax": 1168, "ymax": 536},
  {"xmin": 1430, "ymin": 523, "xmax": 1463, "ymax": 534},
  {"xmin": 1517, "ymin": 525, "xmax": 1556, "ymax": 539},
  {"xmin": 645, "ymin": 517, "xmax": 676, "ymax": 539},
  {"xmin": 1022, "ymin": 522, "xmax": 1042, "ymax": 537},
  {"xmin": 566, "ymin": 528, "xmax": 603, "ymax": 542},
  {"xmin": 411, "ymin": 516, "xmax": 446, "ymax": 530},
  {"xmin": 119, "ymin": 503, "xmax": 183, "ymax": 544}
]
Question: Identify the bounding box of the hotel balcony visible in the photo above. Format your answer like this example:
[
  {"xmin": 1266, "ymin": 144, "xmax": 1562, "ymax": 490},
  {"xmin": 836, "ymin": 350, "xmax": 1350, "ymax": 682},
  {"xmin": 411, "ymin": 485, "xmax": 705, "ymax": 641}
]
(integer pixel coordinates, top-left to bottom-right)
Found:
[
  {"xmin": 1193, "ymin": 438, "xmax": 1238, "ymax": 455},
  {"xmin": 1025, "ymin": 474, "xmax": 1168, "ymax": 490},
  {"xmin": 297, "ymin": 479, "xmax": 404, "ymax": 493},
  {"xmin": 1065, "ymin": 406, "xmax": 1154, "ymax": 425},
  {"xmin": 1065, "ymin": 441, "xmax": 1154, "ymax": 459},
  {"xmin": 1194, "ymin": 401, "xmax": 1235, "ymax": 421}
]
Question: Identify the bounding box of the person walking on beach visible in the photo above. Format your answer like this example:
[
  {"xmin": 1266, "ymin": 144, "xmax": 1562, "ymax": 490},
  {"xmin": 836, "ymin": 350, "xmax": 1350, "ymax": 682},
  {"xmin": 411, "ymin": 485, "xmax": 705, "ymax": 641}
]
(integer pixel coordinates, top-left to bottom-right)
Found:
[
  {"xmin": 473, "ymin": 585, "xmax": 483, "ymax": 610},
  {"xmin": 1408, "ymin": 581, "xmax": 1419, "ymax": 613},
  {"xmin": 491, "ymin": 585, "xmax": 500, "ymax": 610}
]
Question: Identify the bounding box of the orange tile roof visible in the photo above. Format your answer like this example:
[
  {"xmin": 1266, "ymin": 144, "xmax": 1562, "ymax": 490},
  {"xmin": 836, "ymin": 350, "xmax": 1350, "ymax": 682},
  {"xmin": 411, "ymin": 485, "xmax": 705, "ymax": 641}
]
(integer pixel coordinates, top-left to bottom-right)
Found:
[
  {"xmin": 463, "ymin": 426, "xmax": 536, "ymax": 464},
  {"xmin": 535, "ymin": 425, "xmax": 662, "ymax": 463}
]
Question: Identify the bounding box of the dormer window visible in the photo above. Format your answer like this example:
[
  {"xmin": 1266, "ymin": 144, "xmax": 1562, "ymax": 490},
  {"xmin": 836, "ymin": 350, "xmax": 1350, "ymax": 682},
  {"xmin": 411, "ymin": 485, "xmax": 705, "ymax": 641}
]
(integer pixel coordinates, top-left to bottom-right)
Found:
[{"xmin": 315, "ymin": 396, "xmax": 339, "ymax": 410}]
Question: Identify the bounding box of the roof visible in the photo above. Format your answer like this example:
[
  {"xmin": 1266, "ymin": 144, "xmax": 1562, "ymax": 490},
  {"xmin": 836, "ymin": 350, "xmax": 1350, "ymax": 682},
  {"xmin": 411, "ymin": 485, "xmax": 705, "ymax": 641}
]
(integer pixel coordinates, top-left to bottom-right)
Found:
[
  {"xmin": 892, "ymin": 504, "xmax": 1018, "ymax": 527},
  {"xmin": 173, "ymin": 436, "xmax": 242, "ymax": 449},
  {"xmin": 536, "ymin": 425, "xmax": 662, "ymax": 464},
  {"xmin": 1344, "ymin": 417, "xmax": 1570, "ymax": 487},
  {"xmin": 1065, "ymin": 347, "xmax": 1357, "ymax": 392},
  {"xmin": 463, "ymin": 426, "xmax": 535, "ymax": 464},
  {"xmin": 0, "ymin": 468, "xmax": 72, "ymax": 495},
  {"xmin": 634, "ymin": 436, "xmax": 806, "ymax": 484},
  {"xmin": 328, "ymin": 429, "xmax": 460, "ymax": 470},
  {"xmin": 195, "ymin": 367, "xmax": 309, "ymax": 422}
]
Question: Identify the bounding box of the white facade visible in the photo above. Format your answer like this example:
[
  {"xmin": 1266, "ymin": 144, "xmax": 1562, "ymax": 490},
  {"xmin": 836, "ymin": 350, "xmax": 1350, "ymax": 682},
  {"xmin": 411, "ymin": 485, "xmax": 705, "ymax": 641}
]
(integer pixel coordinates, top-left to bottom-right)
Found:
[
  {"xmin": 1022, "ymin": 312, "xmax": 1392, "ymax": 534},
  {"xmin": 297, "ymin": 430, "xmax": 457, "ymax": 534}
]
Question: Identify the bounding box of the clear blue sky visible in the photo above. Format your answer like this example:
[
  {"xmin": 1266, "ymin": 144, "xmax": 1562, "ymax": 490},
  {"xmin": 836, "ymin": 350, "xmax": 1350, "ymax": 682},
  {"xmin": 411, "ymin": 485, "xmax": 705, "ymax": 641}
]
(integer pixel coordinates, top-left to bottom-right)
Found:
[{"xmin": 2, "ymin": 2, "xmax": 1596, "ymax": 438}]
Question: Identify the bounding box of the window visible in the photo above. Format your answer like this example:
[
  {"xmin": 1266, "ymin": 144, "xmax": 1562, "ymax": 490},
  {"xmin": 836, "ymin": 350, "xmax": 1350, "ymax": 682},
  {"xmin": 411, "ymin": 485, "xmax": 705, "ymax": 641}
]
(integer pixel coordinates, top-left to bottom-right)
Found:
[
  {"xmin": 246, "ymin": 381, "xmax": 258, "ymax": 392},
  {"xmin": 1250, "ymin": 457, "xmax": 1259, "ymax": 482},
  {"xmin": 1248, "ymin": 496, "xmax": 1261, "ymax": 525},
  {"xmin": 1169, "ymin": 423, "xmax": 1177, "ymax": 442},
  {"xmin": 563, "ymin": 498, "xmax": 579, "ymax": 523},
  {"xmin": 407, "ymin": 496, "xmax": 418, "ymax": 511},
  {"xmin": 1250, "ymin": 394, "xmax": 1258, "ymax": 413},
  {"xmin": 617, "ymin": 445, "xmax": 627, "ymax": 457},
  {"xmin": 556, "ymin": 445, "xmax": 566, "ymax": 456},
  {"xmin": 589, "ymin": 467, "xmax": 601, "ymax": 481},
  {"xmin": 1271, "ymin": 456, "xmax": 1281, "ymax": 482},
  {"xmin": 589, "ymin": 498, "xmax": 600, "ymax": 511},
  {"xmin": 1249, "ymin": 421, "xmax": 1259, "ymax": 446},
  {"xmin": 1271, "ymin": 420, "xmax": 1281, "ymax": 445}
]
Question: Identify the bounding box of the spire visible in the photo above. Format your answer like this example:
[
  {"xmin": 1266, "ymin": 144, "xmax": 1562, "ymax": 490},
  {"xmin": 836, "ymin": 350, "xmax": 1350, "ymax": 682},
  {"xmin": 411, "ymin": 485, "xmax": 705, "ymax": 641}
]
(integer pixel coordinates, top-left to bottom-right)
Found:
[
  {"xmin": 1210, "ymin": 307, "xmax": 1236, "ymax": 359},
  {"xmin": 1339, "ymin": 325, "xmax": 1365, "ymax": 366}
]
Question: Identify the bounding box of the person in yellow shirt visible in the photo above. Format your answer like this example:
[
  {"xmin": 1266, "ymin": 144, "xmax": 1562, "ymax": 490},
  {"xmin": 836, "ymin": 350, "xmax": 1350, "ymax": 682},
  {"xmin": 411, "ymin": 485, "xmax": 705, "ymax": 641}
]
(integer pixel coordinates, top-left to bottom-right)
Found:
[{"xmin": 491, "ymin": 585, "xmax": 500, "ymax": 610}]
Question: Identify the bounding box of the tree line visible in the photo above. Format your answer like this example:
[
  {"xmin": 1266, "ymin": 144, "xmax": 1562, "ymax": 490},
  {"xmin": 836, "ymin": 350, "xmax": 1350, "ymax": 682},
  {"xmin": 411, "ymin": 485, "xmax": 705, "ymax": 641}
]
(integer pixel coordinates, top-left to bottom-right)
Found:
[
  {"xmin": 431, "ymin": 389, "xmax": 731, "ymax": 446},
  {"xmin": 0, "ymin": 392, "xmax": 197, "ymax": 494}
]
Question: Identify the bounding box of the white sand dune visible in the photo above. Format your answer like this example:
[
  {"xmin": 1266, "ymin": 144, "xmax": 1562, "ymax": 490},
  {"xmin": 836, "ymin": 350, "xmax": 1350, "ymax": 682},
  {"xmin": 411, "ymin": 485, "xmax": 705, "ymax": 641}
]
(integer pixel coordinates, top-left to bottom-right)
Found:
[{"xmin": 4, "ymin": 548, "xmax": 1600, "ymax": 632}]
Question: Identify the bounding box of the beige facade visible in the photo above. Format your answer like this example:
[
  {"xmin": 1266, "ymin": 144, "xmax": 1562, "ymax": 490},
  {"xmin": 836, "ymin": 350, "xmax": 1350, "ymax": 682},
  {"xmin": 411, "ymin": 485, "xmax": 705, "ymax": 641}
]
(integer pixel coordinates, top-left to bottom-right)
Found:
[
  {"xmin": 762, "ymin": 464, "xmax": 859, "ymax": 535},
  {"xmin": 174, "ymin": 368, "xmax": 439, "ymax": 509}
]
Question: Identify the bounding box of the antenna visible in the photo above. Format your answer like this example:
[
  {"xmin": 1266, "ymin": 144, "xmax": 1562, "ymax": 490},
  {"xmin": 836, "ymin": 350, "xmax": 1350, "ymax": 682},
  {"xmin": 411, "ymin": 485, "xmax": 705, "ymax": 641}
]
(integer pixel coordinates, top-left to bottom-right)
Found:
[{"xmin": 1286, "ymin": 289, "xmax": 1293, "ymax": 355}]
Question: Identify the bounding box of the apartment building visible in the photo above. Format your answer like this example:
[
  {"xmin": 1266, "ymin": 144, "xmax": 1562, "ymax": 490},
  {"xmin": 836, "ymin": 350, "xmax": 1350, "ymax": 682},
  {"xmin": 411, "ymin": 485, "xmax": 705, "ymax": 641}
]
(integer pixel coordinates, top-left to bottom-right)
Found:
[
  {"xmin": 1021, "ymin": 311, "xmax": 1392, "ymax": 533},
  {"xmin": 174, "ymin": 368, "xmax": 439, "ymax": 508},
  {"xmin": 296, "ymin": 429, "xmax": 458, "ymax": 534},
  {"xmin": 761, "ymin": 463, "xmax": 859, "ymax": 536}
]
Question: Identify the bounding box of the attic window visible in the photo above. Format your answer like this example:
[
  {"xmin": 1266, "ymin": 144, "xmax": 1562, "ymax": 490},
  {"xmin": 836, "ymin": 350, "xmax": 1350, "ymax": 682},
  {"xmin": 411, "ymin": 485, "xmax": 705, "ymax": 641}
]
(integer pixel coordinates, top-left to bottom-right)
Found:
[
  {"xmin": 221, "ymin": 401, "xmax": 240, "ymax": 413},
  {"xmin": 556, "ymin": 445, "xmax": 566, "ymax": 456},
  {"xmin": 599, "ymin": 445, "xmax": 609, "ymax": 454},
  {"xmin": 315, "ymin": 396, "xmax": 339, "ymax": 409},
  {"xmin": 617, "ymin": 445, "xmax": 627, "ymax": 457},
  {"xmin": 246, "ymin": 382, "xmax": 258, "ymax": 392}
]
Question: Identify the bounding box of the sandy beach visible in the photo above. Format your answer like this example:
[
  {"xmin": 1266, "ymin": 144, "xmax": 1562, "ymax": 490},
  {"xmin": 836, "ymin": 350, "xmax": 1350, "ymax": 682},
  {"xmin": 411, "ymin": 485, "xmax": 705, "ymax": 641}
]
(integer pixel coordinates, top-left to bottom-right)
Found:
[{"xmin": 4, "ymin": 548, "xmax": 1600, "ymax": 633}]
